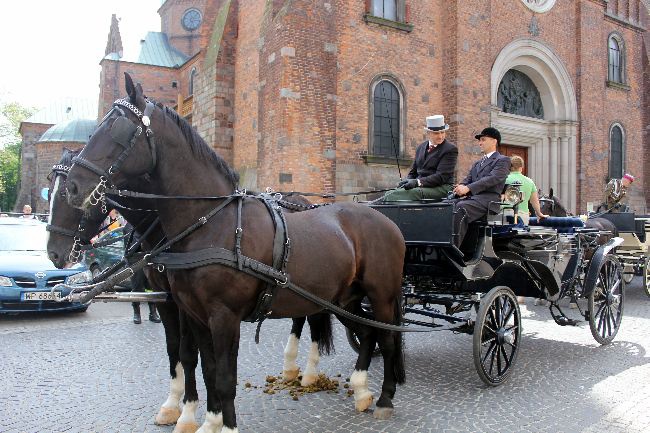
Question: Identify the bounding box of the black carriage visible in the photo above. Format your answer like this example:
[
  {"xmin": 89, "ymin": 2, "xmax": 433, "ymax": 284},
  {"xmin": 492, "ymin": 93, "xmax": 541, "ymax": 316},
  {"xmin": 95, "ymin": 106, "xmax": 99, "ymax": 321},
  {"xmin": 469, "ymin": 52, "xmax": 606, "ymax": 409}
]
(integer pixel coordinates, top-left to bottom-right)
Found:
[{"xmin": 364, "ymin": 200, "xmax": 624, "ymax": 386}]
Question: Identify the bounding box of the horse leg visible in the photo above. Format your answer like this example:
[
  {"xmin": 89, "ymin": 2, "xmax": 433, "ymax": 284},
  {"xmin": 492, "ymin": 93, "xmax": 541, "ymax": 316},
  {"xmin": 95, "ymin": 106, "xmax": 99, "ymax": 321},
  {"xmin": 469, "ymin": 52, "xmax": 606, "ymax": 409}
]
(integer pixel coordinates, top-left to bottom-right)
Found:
[
  {"xmin": 173, "ymin": 311, "xmax": 202, "ymax": 433},
  {"xmin": 283, "ymin": 317, "xmax": 305, "ymax": 382},
  {"xmin": 338, "ymin": 307, "xmax": 377, "ymax": 413},
  {"xmin": 153, "ymin": 300, "xmax": 183, "ymax": 426},
  {"xmin": 207, "ymin": 309, "xmax": 241, "ymax": 433},
  {"xmin": 301, "ymin": 312, "xmax": 334, "ymax": 386},
  {"xmin": 368, "ymin": 298, "xmax": 405, "ymax": 421}
]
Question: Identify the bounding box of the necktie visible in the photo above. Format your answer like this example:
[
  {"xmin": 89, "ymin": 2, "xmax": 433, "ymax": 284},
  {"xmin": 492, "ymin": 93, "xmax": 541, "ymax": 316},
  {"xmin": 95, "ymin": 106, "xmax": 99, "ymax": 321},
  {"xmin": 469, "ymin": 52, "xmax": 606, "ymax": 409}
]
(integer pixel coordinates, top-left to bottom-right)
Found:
[{"xmin": 480, "ymin": 155, "xmax": 488, "ymax": 166}]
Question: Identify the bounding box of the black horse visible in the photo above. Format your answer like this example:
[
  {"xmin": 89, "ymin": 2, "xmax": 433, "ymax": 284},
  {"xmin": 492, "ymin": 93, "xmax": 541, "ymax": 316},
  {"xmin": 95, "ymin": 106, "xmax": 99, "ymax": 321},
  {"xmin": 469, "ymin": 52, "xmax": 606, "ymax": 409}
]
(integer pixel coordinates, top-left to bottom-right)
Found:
[
  {"xmin": 64, "ymin": 73, "xmax": 406, "ymax": 431},
  {"xmin": 47, "ymin": 149, "xmax": 336, "ymax": 431}
]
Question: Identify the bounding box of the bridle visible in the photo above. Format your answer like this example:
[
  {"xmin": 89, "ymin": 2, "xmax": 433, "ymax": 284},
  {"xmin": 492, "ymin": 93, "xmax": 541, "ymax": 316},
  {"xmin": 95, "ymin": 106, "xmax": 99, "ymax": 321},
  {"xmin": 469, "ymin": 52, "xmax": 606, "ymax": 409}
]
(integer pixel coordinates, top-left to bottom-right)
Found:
[
  {"xmin": 71, "ymin": 97, "xmax": 158, "ymax": 212},
  {"xmin": 45, "ymin": 163, "xmax": 97, "ymax": 263}
]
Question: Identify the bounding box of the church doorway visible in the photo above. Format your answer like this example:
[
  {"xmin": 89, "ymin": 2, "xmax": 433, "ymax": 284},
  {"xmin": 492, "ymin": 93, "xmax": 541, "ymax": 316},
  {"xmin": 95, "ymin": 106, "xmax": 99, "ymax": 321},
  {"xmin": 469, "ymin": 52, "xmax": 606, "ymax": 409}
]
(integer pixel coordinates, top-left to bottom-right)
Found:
[{"xmin": 499, "ymin": 144, "xmax": 528, "ymax": 176}]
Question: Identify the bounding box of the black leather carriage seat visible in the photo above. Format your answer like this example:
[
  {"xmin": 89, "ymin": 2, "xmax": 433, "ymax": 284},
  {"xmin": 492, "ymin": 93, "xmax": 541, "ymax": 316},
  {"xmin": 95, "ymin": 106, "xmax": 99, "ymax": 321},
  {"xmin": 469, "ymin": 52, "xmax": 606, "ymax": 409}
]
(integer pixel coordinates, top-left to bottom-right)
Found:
[{"xmin": 528, "ymin": 216, "xmax": 585, "ymax": 233}]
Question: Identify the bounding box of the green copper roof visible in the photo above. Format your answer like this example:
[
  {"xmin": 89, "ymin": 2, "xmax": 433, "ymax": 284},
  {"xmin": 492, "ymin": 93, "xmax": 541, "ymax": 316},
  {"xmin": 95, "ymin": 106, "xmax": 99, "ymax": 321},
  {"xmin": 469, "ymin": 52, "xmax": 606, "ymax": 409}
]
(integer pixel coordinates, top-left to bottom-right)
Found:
[
  {"xmin": 136, "ymin": 32, "xmax": 189, "ymax": 68},
  {"xmin": 24, "ymin": 98, "xmax": 97, "ymax": 125},
  {"xmin": 39, "ymin": 119, "xmax": 96, "ymax": 143}
]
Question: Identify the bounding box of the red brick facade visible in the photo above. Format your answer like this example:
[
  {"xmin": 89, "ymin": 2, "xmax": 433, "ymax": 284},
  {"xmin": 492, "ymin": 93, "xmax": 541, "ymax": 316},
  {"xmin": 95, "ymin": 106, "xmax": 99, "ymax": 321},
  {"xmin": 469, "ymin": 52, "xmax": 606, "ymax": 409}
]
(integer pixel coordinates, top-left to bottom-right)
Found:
[{"xmin": 100, "ymin": 0, "xmax": 649, "ymax": 212}]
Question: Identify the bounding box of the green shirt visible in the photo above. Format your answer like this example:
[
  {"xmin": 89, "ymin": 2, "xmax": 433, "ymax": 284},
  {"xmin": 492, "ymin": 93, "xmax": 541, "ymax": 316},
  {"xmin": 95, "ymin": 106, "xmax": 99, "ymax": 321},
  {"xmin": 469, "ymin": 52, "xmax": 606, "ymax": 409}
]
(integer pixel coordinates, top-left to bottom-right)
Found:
[{"xmin": 505, "ymin": 172, "xmax": 536, "ymax": 215}]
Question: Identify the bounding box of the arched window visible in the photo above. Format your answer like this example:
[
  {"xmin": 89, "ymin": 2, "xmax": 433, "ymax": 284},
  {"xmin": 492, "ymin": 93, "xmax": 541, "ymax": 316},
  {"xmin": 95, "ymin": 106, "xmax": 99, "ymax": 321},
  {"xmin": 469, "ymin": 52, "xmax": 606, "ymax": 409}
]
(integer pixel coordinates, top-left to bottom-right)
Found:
[
  {"xmin": 608, "ymin": 124, "xmax": 624, "ymax": 179},
  {"xmin": 608, "ymin": 34, "xmax": 625, "ymax": 83},
  {"xmin": 373, "ymin": 0, "xmax": 397, "ymax": 21},
  {"xmin": 189, "ymin": 67, "xmax": 197, "ymax": 96},
  {"xmin": 371, "ymin": 79, "xmax": 402, "ymax": 156}
]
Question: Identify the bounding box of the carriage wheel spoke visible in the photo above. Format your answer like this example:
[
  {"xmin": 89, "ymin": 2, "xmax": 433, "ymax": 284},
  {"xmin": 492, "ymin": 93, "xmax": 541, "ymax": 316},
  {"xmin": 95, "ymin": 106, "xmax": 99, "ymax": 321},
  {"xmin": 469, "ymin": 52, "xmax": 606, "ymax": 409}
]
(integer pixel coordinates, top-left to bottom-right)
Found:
[
  {"xmin": 482, "ymin": 340, "xmax": 497, "ymax": 365},
  {"xmin": 499, "ymin": 345, "xmax": 511, "ymax": 374},
  {"xmin": 489, "ymin": 344, "xmax": 498, "ymax": 376},
  {"xmin": 503, "ymin": 301, "xmax": 515, "ymax": 325},
  {"xmin": 495, "ymin": 343, "xmax": 502, "ymax": 376},
  {"xmin": 594, "ymin": 299, "xmax": 607, "ymax": 320}
]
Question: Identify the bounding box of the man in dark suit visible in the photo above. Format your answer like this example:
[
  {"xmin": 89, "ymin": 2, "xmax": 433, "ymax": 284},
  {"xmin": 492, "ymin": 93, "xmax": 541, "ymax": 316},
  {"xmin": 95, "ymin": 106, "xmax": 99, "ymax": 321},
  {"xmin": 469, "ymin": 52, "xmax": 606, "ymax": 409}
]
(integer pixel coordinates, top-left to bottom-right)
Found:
[
  {"xmin": 383, "ymin": 114, "xmax": 458, "ymax": 201},
  {"xmin": 449, "ymin": 127, "xmax": 511, "ymax": 246}
]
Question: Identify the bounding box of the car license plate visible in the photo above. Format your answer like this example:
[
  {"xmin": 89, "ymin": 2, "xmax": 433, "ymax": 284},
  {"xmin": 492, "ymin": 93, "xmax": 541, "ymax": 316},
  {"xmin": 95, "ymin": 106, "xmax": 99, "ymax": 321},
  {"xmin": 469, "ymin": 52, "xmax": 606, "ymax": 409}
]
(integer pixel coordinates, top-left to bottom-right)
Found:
[{"xmin": 21, "ymin": 291, "xmax": 62, "ymax": 301}]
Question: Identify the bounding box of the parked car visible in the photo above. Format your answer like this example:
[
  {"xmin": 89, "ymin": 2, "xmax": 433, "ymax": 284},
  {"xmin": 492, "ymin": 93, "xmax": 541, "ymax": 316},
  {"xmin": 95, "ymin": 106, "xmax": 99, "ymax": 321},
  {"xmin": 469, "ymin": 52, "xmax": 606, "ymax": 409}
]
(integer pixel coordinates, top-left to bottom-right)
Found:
[
  {"xmin": 83, "ymin": 226, "xmax": 134, "ymax": 291},
  {"xmin": 0, "ymin": 217, "xmax": 92, "ymax": 313}
]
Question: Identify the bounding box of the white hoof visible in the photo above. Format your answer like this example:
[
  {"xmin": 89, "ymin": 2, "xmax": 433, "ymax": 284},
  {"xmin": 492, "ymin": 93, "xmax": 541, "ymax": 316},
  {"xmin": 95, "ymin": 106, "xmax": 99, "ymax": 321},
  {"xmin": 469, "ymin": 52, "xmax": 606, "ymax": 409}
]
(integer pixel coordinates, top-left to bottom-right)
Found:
[
  {"xmin": 173, "ymin": 422, "xmax": 200, "ymax": 433},
  {"xmin": 283, "ymin": 368, "xmax": 300, "ymax": 382},
  {"xmin": 155, "ymin": 405, "xmax": 181, "ymax": 425},
  {"xmin": 300, "ymin": 373, "xmax": 318, "ymax": 387},
  {"xmin": 373, "ymin": 407, "xmax": 394, "ymax": 420},
  {"xmin": 354, "ymin": 392, "xmax": 374, "ymax": 412}
]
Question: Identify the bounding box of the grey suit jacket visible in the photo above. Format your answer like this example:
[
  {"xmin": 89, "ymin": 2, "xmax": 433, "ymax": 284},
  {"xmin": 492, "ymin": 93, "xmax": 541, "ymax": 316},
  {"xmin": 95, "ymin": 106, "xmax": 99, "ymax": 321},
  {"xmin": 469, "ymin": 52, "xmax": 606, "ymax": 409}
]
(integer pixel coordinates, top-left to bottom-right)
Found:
[{"xmin": 460, "ymin": 152, "xmax": 511, "ymax": 209}]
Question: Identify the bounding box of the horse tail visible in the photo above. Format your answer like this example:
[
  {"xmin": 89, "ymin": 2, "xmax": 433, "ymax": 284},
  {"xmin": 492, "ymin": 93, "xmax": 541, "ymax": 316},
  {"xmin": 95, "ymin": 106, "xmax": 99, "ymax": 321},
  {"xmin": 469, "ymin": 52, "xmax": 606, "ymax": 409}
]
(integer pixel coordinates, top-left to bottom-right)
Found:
[
  {"xmin": 393, "ymin": 297, "xmax": 406, "ymax": 384},
  {"xmin": 310, "ymin": 312, "xmax": 335, "ymax": 356}
]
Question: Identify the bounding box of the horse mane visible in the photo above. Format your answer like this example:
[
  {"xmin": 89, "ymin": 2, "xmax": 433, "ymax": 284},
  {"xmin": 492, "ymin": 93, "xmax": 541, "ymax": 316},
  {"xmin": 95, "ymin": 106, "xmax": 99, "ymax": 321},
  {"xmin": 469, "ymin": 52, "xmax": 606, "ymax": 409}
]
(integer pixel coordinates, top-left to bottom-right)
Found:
[
  {"xmin": 155, "ymin": 102, "xmax": 240, "ymax": 188},
  {"xmin": 60, "ymin": 148, "xmax": 80, "ymax": 167}
]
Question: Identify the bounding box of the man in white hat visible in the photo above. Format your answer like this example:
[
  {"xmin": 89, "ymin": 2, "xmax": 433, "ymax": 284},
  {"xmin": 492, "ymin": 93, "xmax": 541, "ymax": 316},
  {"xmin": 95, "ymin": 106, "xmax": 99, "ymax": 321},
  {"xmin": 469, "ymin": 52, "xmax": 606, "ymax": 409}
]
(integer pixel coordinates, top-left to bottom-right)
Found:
[{"xmin": 383, "ymin": 114, "xmax": 458, "ymax": 201}]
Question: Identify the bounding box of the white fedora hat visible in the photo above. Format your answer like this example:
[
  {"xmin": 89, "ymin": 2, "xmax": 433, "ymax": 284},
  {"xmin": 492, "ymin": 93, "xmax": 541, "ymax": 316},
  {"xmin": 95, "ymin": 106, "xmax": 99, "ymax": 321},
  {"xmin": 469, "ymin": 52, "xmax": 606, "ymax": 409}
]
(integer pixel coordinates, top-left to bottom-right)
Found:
[{"xmin": 424, "ymin": 114, "xmax": 449, "ymax": 132}]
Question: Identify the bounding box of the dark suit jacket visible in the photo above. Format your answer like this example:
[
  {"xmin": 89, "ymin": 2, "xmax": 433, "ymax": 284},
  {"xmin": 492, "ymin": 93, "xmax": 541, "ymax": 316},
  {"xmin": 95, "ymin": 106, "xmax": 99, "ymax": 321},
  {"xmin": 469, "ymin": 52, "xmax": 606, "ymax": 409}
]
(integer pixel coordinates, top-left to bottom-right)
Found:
[
  {"xmin": 460, "ymin": 152, "xmax": 511, "ymax": 210},
  {"xmin": 406, "ymin": 139, "xmax": 458, "ymax": 187}
]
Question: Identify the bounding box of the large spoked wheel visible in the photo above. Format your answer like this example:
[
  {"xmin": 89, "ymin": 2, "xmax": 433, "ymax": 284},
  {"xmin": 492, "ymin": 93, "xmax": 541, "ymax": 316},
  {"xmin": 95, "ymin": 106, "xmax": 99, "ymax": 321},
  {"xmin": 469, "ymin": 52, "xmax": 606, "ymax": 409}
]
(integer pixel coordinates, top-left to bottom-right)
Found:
[
  {"xmin": 588, "ymin": 256, "xmax": 624, "ymax": 345},
  {"xmin": 643, "ymin": 256, "xmax": 650, "ymax": 297},
  {"xmin": 473, "ymin": 286, "xmax": 521, "ymax": 386}
]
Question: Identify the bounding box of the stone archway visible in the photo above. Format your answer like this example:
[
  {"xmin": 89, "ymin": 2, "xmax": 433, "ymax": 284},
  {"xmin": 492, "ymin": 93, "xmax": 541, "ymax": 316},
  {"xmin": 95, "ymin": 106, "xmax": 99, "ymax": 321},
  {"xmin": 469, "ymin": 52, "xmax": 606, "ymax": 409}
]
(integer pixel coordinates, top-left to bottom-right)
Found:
[{"xmin": 490, "ymin": 39, "xmax": 578, "ymax": 213}]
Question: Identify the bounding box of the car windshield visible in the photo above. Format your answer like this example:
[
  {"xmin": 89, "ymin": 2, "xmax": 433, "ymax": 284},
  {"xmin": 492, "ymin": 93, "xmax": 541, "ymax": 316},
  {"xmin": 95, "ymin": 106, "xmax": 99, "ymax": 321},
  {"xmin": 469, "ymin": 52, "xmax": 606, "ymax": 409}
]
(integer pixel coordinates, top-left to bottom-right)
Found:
[{"xmin": 0, "ymin": 223, "xmax": 47, "ymax": 251}]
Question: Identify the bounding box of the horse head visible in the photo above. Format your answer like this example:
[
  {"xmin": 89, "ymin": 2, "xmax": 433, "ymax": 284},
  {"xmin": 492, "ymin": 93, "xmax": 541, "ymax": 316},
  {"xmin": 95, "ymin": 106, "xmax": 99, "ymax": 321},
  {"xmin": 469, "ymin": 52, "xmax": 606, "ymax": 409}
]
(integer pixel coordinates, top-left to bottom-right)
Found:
[
  {"xmin": 66, "ymin": 73, "xmax": 162, "ymax": 210},
  {"xmin": 539, "ymin": 188, "xmax": 569, "ymax": 217},
  {"xmin": 46, "ymin": 149, "xmax": 108, "ymax": 268}
]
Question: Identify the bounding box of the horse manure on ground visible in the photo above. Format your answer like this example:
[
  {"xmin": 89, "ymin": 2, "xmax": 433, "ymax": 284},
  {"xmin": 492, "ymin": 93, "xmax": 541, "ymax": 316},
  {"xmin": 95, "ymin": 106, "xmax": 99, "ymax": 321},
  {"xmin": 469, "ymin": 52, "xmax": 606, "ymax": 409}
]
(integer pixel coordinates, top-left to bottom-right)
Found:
[{"xmin": 258, "ymin": 374, "xmax": 346, "ymax": 401}]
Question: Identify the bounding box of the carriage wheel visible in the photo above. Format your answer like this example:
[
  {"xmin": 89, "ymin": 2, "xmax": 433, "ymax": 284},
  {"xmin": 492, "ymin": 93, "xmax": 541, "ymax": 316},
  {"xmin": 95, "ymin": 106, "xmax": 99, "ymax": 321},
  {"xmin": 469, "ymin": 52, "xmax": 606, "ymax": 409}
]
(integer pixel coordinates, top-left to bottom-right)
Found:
[
  {"xmin": 473, "ymin": 286, "xmax": 521, "ymax": 386},
  {"xmin": 643, "ymin": 256, "xmax": 650, "ymax": 298},
  {"xmin": 588, "ymin": 256, "xmax": 624, "ymax": 345}
]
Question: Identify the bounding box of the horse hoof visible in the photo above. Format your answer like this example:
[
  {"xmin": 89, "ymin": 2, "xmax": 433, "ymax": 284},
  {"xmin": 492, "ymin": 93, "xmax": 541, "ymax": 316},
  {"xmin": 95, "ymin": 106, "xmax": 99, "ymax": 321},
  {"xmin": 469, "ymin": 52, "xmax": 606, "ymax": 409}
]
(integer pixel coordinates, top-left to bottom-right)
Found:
[
  {"xmin": 283, "ymin": 368, "xmax": 300, "ymax": 382},
  {"xmin": 300, "ymin": 374, "xmax": 318, "ymax": 387},
  {"xmin": 373, "ymin": 407, "xmax": 394, "ymax": 420},
  {"xmin": 354, "ymin": 394, "xmax": 374, "ymax": 412},
  {"xmin": 172, "ymin": 422, "xmax": 200, "ymax": 433},
  {"xmin": 155, "ymin": 406, "xmax": 181, "ymax": 425}
]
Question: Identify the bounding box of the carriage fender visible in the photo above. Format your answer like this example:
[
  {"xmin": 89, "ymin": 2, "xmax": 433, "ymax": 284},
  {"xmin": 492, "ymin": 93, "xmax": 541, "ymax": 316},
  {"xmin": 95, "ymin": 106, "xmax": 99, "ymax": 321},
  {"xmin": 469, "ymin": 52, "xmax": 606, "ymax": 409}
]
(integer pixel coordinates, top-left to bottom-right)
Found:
[
  {"xmin": 583, "ymin": 237, "xmax": 624, "ymax": 297},
  {"xmin": 487, "ymin": 261, "xmax": 543, "ymax": 299}
]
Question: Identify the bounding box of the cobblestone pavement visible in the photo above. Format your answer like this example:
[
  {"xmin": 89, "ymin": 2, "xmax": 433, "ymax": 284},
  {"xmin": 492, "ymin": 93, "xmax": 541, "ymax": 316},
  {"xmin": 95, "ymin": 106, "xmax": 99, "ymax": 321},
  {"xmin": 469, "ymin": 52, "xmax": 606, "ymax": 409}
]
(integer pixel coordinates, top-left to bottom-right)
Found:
[{"xmin": 1, "ymin": 277, "xmax": 650, "ymax": 433}]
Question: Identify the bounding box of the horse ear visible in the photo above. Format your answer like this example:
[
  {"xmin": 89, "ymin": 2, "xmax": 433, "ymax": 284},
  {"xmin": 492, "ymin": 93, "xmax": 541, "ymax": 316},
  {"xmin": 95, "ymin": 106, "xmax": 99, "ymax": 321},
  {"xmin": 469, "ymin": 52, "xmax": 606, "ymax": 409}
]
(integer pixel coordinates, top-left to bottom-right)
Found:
[
  {"xmin": 549, "ymin": 188, "xmax": 554, "ymax": 198},
  {"xmin": 125, "ymin": 73, "xmax": 136, "ymax": 102},
  {"xmin": 135, "ymin": 83, "xmax": 144, "ymax": 96}
]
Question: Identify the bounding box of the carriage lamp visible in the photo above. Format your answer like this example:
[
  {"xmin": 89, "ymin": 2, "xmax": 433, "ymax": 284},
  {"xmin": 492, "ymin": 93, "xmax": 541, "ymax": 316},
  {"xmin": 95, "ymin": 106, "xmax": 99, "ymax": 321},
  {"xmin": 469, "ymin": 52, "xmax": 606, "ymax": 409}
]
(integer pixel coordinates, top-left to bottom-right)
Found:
[
  {"xmin": 503, "ymin": 182, "xmax": 523, "ymax": 206},
  {"xmin": 65, "ymin": 270, "xmax": 93, "ymax": 285}
]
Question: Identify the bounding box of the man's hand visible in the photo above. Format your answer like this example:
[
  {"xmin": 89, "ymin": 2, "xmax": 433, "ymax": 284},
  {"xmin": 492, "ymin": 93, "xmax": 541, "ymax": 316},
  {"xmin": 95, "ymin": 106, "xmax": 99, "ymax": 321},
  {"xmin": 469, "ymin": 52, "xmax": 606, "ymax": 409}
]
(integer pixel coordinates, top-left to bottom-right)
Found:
[
  {"xmin": 453, "ymin": 184, "xmax": 470, "ymax": 197},
  {"xmin": 536, "ymin": 212, "xmax": 549, "ymax": 220},
  {"xmin": 403, "ymin": 179, "xmax": 419, "ymax": 190},
  {"xmin": 397, "ymin": 179, "xmax": 410, "ymax": 188}
]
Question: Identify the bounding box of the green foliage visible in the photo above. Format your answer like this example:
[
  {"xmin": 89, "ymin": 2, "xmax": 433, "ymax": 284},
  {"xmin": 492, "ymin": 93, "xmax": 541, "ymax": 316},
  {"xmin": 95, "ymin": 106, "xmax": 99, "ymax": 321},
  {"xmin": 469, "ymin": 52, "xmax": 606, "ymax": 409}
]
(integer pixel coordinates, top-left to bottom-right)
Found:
[{"xmin": 0, "ymin": 102, "xmax": 35, "ymax": 211}]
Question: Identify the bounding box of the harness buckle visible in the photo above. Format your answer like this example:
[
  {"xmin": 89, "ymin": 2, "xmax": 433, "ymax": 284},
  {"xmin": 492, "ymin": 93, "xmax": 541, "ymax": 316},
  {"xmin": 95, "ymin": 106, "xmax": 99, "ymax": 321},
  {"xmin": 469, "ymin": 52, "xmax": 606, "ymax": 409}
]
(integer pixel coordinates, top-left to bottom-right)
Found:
[
  {"xmin": 235, "ymin": 227, "xmax": 243, "ymax": 235},
  {"xmin": 108, "ymin": 166, "xmax": 117, "ymax": 175},
  {"xmin": 274, "ymin": 192, "xmax": 283, "ymax": 201},
  {"xmin": 199, "ymin": 216, "xmax": 207, "ymax": 225},
  {"xmin": 275, "ymin": 273, "xmax": 288, "ymax": 286},
  {"xmin": 155, "ymin": 264, "xmax": 165, "ymax": 273},
  {"xmin": 146, "ymin": 128, "xmax": 153, "ymax": 137}
]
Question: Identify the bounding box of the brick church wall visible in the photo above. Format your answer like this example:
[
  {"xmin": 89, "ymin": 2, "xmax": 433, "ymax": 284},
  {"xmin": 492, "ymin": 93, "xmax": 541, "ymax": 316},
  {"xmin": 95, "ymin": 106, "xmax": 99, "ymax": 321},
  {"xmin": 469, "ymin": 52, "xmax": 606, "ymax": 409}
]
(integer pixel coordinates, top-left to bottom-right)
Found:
[
  {"xmin": 33, "ymin": 142, "xmax": 85, "ymax": 213},
  {"xmin": 14, "ymin": 123, "xmax": 50, "ymax": 212}
]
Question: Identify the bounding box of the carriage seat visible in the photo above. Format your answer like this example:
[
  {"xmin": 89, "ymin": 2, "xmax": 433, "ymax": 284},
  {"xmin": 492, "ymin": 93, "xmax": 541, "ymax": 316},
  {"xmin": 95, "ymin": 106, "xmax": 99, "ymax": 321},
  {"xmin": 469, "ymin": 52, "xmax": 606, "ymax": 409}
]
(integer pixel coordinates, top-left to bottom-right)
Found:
[{"xmin": 528, "ymin": 216, "xmax": 585, "ymax": 233}]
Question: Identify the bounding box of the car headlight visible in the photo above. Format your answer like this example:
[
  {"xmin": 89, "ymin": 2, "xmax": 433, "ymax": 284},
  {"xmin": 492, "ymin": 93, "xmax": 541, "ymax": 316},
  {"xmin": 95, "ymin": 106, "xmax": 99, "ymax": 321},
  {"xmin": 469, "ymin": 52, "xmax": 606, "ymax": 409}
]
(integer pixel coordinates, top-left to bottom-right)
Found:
[
  {"xmin": 0, "ymin": 276, "xmax": 13, "ymax": 287},
  {"xmin": 65, "ymin": 270, "xmax": 93, "ymax": 285}
]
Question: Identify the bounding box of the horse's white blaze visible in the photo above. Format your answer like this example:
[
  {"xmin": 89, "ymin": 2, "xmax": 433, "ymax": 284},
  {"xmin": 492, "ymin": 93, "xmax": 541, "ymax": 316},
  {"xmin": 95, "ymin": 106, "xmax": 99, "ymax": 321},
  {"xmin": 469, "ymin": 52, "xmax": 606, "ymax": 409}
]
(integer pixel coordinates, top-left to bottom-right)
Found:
[
  {"xmin": 177, "ymin": 400, "xmax": 198, "ymax": 425},
  {"xmin": 45, "ymin": 176, "xmax": 60, "ymax": 245},
  {"xmin": 350, "ymin": 369, "xmax": 372, "ymax": 405},
  {"xmin": 300, "ymin": 342, "xmax": 320, "ymax": 386},
  {"xmin": 162, "ymin": 362, "xmax": 184, "ymax": 409},
  {"xmin": 195, "ymin": 411, "xmax": 223, "ymax": 433},
  {"xmin": 282, "ymin": 333, "xmax": 299, "ymax": 374}
]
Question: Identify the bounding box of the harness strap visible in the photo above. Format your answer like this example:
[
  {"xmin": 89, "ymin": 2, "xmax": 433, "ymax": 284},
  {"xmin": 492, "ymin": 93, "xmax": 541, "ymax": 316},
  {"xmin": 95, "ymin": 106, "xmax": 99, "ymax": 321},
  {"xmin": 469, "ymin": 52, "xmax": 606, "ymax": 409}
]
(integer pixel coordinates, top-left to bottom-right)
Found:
[
  {"xmin": 46, "ymin": 224, "xmax": 78, "ymax": 238},
  {"xmin": 151, "ymin": 247, "xmax": 428, "ymax": 333}
]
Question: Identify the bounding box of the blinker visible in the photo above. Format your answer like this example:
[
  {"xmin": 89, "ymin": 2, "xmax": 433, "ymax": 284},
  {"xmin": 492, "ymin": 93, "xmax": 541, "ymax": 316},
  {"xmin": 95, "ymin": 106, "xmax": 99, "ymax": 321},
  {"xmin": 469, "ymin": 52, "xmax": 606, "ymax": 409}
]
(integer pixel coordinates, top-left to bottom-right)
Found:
[{"xmin": 110, "ymin": 116, "xmax": 139, "ymax": 148}]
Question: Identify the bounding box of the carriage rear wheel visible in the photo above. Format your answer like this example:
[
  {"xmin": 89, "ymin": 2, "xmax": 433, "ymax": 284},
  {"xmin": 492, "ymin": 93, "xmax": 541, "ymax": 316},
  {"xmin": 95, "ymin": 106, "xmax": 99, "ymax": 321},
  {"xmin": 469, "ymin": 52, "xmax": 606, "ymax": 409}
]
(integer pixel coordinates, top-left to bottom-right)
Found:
[
  {"xmin": 643, "ymin": 256, "xmax": 650, "ymax": 296},
  {"xmin": 588, "ymin": 256, "xmax": 624, "ymax": 345},
  {"xmin": 473, "ymin": 286, "xmax": 521, "ymax": 386}
]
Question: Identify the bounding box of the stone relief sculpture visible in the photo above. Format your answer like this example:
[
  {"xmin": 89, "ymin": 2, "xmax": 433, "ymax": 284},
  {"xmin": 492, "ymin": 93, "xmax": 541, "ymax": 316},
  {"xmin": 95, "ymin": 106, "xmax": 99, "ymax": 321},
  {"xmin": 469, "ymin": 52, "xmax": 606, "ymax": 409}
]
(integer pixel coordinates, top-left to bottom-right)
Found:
[
  {"xmin": 521, "ymin": 0, "xmax": 556, "ymax": 13},
  {"xmin": 497, "ymin": 69, "xmax": 544, "ymax": 119}
]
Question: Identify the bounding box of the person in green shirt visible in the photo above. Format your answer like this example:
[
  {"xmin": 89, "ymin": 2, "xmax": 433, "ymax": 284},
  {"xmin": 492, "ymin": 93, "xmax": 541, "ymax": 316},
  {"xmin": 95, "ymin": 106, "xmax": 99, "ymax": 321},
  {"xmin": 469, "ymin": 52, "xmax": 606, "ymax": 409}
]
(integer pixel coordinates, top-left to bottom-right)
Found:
[{"xmin": 504, "ymin": 155, "xmax": 548, "ymax": 225}]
